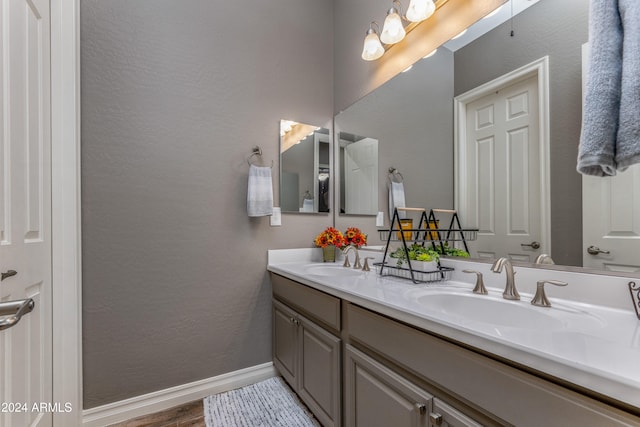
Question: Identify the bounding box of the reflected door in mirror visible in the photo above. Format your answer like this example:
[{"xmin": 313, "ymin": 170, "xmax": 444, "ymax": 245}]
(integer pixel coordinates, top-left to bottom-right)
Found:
[
  {"xmin": 459, "ymin": 73, "xmax": 545, "ymax": 262},
  {"xmin": 339, "ymin": 133, "xmax": 379, "ymax": 215}
]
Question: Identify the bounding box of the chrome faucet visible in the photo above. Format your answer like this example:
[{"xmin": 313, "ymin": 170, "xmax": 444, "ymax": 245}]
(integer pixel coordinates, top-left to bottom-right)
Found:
[
  {"xmin": 534, "ymin": 254, "xmax": 555, "ymax": 265},
  {"xmin": 490, "ymin": 257, "xmax": 520, "ymax": 300},
  {"xmin": 343, "ymin": 246, "xmax": 362, "ymax": 269}
]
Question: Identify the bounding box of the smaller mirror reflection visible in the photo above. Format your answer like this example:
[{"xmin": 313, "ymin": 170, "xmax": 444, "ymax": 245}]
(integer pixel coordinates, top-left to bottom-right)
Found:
[
  {"xmin": 280, "ymin": 120, "xmax": 330, "ymax": 213},
  {"xmin": 338, "ymin": 132, "xmax": 379, "ymax": 215}
]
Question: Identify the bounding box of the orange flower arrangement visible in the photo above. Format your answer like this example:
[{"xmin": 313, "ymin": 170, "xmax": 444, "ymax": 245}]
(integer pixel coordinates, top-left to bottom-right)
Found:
[
  {"xmin": 344, "ymin": 227, "xmax": 367, "ymax": 247},
  {"xmin": 314, "ymin": 227, "xmax": 346, "ymax": 248}
]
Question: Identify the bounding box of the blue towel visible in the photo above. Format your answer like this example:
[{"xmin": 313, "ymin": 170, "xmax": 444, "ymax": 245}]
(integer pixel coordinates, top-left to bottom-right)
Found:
[
  {"xmin": 578, "ymin": 0, "xmax": 640, "ymax": 176},
  {"xmin": 616, "ymin": 0, "xmax": 640, "ymax": 171}
]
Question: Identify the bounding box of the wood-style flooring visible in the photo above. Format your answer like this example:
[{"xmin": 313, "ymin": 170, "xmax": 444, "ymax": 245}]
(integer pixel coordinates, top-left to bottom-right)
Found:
[{"xmin": 107, "ymin": 400, "xmax": 205, "ymax": 427}]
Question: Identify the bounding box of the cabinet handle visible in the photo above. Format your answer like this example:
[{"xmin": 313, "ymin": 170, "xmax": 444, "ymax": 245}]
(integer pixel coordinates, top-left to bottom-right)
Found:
[
  {"xmin": 415, "ymin": 403, "xmax": 426, "ymax": 415},
  {"xmin": 429, "ymin": 412, "xmax": 443, "ymax": 425}
]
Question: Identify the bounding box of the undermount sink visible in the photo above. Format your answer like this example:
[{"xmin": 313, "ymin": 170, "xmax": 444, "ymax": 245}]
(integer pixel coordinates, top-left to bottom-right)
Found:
[
  {"xmin": 414, "ymin": 291, "xmax": 605, "ymax": 331},
  {"xmin": 304, "ymin": 264, "xmax": 364, "ymax": 277}
]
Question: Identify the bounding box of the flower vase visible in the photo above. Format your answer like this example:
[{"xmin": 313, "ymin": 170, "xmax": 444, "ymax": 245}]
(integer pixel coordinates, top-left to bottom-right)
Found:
[{"xmin": 322, "ymin": 245, "xmax": 336, "ymax": 262}]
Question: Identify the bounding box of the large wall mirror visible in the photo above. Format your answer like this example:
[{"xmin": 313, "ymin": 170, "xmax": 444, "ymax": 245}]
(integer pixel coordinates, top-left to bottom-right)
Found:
[
  {"xmin": 334, "ymin": 0, "xmax": 640, "ymax": 275},
  {"xmin": 280, "ymin": 120, "xmax": 331, "ymax": 213}
]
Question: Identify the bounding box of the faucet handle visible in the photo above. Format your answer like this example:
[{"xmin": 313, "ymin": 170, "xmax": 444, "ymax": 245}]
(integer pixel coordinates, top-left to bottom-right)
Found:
[
  {"xmin": 462, "ymin": 270, "xmax": 488, "ymax": 295},
  {"xmin": 362, "ymin": 257, "xmax": 375, "ymax": 272},
  {"xmin": 343, "ymin": 254, "xmax": 351, "ymax": 268},
  {"xmin": 353, "ymin": 252, "xmax": 362, "ymax": 270},
  {"xmin": 531, "ymin": 280, "xmax": 568, "ymax": 307}
]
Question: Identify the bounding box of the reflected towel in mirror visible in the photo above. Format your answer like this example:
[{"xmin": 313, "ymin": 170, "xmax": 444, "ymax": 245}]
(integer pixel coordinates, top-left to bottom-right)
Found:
[
  {"xmin": 247, "ymin": 164, "xmax": 273, "ymax": 217},
  {"xmin": 389, "ymin": 181, "xmax": 406, "ymax": 220}
]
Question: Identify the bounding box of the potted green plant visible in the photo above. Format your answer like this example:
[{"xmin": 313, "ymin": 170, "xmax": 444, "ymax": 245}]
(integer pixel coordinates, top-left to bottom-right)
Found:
[
  {"xmin": 388, "ymin": 243, "xmax": 440, "ymax": 272},
  {"xmin": 434, "ymin": 243, "xmax": 470, "ymax": 258}
]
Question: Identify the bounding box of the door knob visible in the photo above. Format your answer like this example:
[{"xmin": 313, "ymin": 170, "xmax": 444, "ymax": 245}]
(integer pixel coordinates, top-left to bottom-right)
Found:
[
  {"xmin": 1, "ymin": 270, "xmax": 17, "ymax": 281},
  {"xmin": 521, "ymin": 241, "xmax": 541, "ymax": 250},
  {"xmin": 587, "ymin": 245, "xmax": 610, "ymax": 255},
  {"xmin": 0, "ymin": 298, "xmax": 35, "ymax": 331}
]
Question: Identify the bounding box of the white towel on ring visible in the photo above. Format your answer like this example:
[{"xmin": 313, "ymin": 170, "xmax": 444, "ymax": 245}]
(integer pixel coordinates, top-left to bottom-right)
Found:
[{"xmin": 247, "ymin": 164, "xmax": 273, "ymax": 217}]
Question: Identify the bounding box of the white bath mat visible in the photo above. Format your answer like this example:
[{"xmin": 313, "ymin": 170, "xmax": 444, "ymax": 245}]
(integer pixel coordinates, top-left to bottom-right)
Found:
[{"xmin": 203, "ymin": 376, "xmax": 321, "ymax": 427}]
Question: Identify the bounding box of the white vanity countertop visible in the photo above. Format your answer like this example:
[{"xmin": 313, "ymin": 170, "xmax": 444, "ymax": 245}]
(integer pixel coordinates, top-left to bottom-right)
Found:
[{"xmin": 267, "ymin": 249, "xmax": 640, "ymax": 412}]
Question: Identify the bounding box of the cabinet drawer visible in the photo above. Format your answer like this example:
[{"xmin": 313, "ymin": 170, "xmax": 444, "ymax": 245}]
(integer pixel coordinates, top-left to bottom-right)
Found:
[
  {"xmin": 345, "ymin": 344, "xmax": 431, "ymax": 427},
  {"xmin": 271, "ymin": 273, "xmax": 341, "ymax": 332},
  {"xmin": 346, "ymin": 303, "xmax": 640, "ymax": 427}
]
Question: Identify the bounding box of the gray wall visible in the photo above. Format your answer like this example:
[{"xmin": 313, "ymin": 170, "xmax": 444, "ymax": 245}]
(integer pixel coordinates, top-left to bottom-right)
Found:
[
  {"xmin": 81, "ymin": 0, "xmax": 333, "ymax": 408},
  {"xmin": 454, "ymin": 0, "xmax": 588, "ymax": 266}
]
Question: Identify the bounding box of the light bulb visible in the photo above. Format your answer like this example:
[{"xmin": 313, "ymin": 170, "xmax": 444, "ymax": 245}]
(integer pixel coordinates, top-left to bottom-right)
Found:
[
  {"xmin": 483, "ymin": 5, "xmax": 503, "ymax": 19},
  {"xmin": 451, "ymin": 28, "xmax": 467, "ymax": 40},
  {"xmin": 361, "ymin": 28, "xmax": 384, "ymax": 61},
  {"xmin": 380, "ymin": 8, "xmax": 406, "ymax": 44},
  {"xmin": 422, "ymin": 49, "xmax": 437, "ymax": 59},
  {"xmin": 406, "ymin": 0, "xmax": 435, "ymax": 23}
]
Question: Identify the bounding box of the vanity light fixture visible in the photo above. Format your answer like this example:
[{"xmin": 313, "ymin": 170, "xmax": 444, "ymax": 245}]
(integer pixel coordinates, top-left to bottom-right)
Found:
[
  {"xmin": 406, "ymin": 0, "xmax": 435, "ymax": 23},
  {"xmin": 380, "ymin": 1, "xmax": 406, "ymax": 44},
  {"xmin": 281, "ymin": 120, "xmax": 319, "ymax": 153},
  {"xmin": 361, "ymin": 22, "xmax": 385, "ymax": 61},
  {"xmin": 362, "ymin": 0, "xmax": 437, "ymax": 61}
]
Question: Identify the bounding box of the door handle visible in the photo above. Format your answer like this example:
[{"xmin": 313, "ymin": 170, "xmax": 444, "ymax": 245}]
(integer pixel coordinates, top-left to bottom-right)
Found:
[
  {"xmin": 587, "ymin": 245, "xmax": 610, "ymax": 255},
  {"xmin": 0, "ymin": 299, "xmax": 35, "ymax": 331},
  {"xmin": 1, "ymin": 270, "xmax": 17, "ymax": 281},
  {"xmin": 521, "ymin": 241, "xmax": 541, "ymax": 250}
]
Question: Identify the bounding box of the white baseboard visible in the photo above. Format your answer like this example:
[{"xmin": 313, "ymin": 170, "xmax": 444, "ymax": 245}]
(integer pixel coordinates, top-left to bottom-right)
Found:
[{"xmin": 82, "ymin": 362, "xmax": 276, "ymax": 427}]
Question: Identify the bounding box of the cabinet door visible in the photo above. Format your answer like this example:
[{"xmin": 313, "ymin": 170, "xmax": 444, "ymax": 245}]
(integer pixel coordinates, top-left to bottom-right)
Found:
[
  {"xmin": 430, "ymin": 399, "xmax": 483, "ymax": 427},
  {"xmin": 298, "ymin": 314, "xmax": 342, "ymax": 427},
  {"xmin": 273, "ymin": 300, "xmax": 298, "ymax": 387},
  {"xmin": 345, "ymin": 345, "xmax": 432, "ymax": 427}
]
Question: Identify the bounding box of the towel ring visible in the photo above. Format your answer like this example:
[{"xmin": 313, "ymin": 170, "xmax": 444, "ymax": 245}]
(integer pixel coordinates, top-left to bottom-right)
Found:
[
  {"xmin": 388, "ymin": 167, "xmax": 403, "ymax": 183},
  {"xmin": 247, "ymin": 147, "xmax": 274, "ymax": 168}
]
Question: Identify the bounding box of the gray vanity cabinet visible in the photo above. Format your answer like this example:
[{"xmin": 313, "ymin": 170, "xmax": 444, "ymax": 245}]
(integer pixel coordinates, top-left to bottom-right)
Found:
[
  {"xmin": 272, "ymin": 300, "xmax": 300, "ymax": 387},
  {"xmin": 272, "ymin": 274, "xmax": 342, "ymax": 427},
  {"xmin": 431, "ymin": 399, "xmax": 483, "ymax": 427},
  {"xmin": 272, "ymin": 273, "xmax": 640, "ymax": 427},
  {"xmin": 345, "ymin": 344, "xmax": 432, "ymax": 427}
]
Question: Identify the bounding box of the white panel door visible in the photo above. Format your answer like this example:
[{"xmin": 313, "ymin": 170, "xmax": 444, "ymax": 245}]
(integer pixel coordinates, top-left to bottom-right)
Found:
[
  {"xmin": 463, "ymin": 76, "xmax": 542, "ymax": 262},
  {"xmin": 582, "ymin": 166, "xmax": 640, "ymax": 271},
  {"xmin": 0, "ymin": 0, "xmax": 53, "ymax": 426},
  {"xmin": 344, "ymin": 138, "xmax": 378, "ymax": 215}
]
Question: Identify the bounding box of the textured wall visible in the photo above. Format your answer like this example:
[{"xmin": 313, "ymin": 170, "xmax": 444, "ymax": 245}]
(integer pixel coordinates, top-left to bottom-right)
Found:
[
  {"xmin": 454, "ymin": 0, "xmax": 588, "ymax": 266},
  {"xmin": 81, "ymin": 0, "xmax": 333, "ymax": 408}
]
